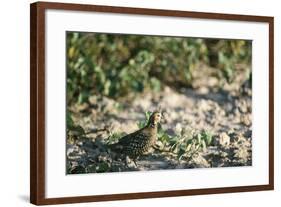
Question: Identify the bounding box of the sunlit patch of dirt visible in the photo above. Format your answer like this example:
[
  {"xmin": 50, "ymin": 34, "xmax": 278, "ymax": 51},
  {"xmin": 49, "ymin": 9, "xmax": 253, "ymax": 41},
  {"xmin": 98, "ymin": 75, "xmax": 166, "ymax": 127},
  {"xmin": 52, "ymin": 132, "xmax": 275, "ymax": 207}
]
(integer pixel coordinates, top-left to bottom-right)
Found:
[{"xmin": 67, "ymin": 66, "xmax": 252, "ymax": 173}]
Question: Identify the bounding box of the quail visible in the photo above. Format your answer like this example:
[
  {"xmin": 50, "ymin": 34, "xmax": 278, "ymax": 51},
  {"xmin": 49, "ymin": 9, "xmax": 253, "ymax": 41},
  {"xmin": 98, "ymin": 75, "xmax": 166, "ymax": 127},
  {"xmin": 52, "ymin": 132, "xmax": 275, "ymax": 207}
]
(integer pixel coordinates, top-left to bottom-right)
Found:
[{"xmin": 109, "ymin": 111, "xmax": 162, "ymax": 160}]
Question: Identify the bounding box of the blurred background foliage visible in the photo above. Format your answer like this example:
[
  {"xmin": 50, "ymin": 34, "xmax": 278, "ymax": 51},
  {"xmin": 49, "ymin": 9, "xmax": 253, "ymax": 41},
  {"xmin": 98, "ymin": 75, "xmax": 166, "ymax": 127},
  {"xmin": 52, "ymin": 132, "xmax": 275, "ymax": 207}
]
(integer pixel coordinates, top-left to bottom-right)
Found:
[{"xmin": 67, "ymin": 32, "xmax": 251, "ymax": 104}]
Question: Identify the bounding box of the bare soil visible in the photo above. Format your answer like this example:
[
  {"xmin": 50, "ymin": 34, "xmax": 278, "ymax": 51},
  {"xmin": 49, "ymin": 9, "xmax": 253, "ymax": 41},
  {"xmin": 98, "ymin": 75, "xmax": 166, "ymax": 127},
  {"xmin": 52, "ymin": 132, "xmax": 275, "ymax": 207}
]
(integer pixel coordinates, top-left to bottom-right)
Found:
[{"xmin": 67, "ymin": 66, "xmax": 252, "ymax": 174}]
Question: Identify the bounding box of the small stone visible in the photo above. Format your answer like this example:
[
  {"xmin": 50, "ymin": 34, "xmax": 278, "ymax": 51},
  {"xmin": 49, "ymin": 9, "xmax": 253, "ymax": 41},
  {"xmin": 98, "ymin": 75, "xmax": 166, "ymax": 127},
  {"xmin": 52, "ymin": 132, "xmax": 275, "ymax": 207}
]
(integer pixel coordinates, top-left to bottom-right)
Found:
[
  {"xmin": 197, "ymin": 86, "xmax": 209, "ymax": 94},
  {"xmin": 219, "ymin": 132, "xmax": 230, "ymax": 147},
  {"xmin": 234, "ymin": 148, "xmax": 249, "ymax": 162},
  {"xmin": 220, "ymin": 151, "xmax": 228, "ymax": 157},
  {"xmin": 192, "ymin": 154, "xmax": 210, "ymax": 168},
  {"xmin": 240, "ymin": 114, "xmax": 251, "ymax": 126},
  {"xmin": 199, "ymin": 100, "xmax": 212, "ymax": 112},
  {"xmin": 175, "ymin": 123, "xmax": 182, "ymax": 135}
]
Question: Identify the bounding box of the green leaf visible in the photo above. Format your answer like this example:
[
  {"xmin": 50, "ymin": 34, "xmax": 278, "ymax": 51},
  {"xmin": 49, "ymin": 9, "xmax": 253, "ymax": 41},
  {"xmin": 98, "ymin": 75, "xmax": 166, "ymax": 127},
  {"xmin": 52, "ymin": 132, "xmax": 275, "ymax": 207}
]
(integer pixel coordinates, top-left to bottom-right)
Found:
[
  {"xmin": 66, "ymin": 112, "xmax": 74, "ymax": 128},
  {"xmin": 202, "ymin": 131, "xmax": 213, "ymax": 145}
]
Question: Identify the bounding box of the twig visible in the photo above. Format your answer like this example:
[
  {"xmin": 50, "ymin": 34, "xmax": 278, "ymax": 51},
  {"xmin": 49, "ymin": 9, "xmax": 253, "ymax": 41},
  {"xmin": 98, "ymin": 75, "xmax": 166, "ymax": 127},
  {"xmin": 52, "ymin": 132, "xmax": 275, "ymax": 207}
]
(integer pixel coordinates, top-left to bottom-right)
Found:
[{"xmin": 85, "ymin": 127, "xmax": 109, "ymax": 135}]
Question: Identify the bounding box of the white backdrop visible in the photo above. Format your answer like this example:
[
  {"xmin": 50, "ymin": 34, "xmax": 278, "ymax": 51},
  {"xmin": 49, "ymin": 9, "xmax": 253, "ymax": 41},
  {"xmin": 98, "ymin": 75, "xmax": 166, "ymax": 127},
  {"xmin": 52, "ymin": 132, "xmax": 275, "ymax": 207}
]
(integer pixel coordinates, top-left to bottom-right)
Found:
[
  {"xmin": 45, "ymin": 9, "xmax": 269, "ymax": 198},
  {"xmin": 0, "ymin": 0, "xmax": 280, "ymax": 206}
]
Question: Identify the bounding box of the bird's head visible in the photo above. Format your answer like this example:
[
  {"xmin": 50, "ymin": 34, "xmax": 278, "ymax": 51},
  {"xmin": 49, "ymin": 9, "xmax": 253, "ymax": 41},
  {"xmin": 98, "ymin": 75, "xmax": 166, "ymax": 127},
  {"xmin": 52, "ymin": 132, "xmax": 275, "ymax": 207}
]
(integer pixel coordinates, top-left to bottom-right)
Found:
[{"xmin": 148, "ymin": 111, "xmax": 162, "ymax": 128}]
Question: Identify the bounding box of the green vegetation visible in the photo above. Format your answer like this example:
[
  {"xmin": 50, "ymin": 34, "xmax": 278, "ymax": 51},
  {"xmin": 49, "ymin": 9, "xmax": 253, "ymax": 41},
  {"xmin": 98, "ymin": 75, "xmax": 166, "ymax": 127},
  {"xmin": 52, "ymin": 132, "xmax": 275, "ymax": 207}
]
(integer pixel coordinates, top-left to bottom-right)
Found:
[
  {"xmin": 137, "ymin": 111, "xmax": 213, "ymax": 160},
  {"xmin": 66, "ymin": 32, "xmax": 251, "ymax": 104},
  {"xmin": 66, "ymin": 32, "xmax": 252, "ymax": 173}
]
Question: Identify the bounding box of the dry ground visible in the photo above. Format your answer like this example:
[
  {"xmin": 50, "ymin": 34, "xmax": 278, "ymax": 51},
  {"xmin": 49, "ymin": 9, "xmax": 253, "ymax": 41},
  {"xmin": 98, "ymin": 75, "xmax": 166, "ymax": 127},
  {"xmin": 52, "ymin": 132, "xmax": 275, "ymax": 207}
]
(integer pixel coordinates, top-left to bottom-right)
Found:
[{"xmin": 67, "ymin": 66, "xmax": 252, "ymax": 173}]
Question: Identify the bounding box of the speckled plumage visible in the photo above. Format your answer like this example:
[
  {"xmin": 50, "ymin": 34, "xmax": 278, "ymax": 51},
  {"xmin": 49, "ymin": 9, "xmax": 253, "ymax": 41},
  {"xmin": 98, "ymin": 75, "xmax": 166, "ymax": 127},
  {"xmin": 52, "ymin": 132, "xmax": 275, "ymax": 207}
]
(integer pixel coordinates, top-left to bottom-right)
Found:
[{"xmin": 109, "ymin": 112, "xmax": 161, "ymax": 159}]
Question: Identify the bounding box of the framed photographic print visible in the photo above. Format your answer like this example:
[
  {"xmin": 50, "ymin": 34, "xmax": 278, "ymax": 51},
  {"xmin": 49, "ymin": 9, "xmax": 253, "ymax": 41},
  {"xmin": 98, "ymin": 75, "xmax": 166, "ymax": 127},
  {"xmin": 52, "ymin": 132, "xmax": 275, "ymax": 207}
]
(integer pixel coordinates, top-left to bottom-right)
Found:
[{"xmin": 30, "ymin": 1, "xmax": 274, "ymax": 205}]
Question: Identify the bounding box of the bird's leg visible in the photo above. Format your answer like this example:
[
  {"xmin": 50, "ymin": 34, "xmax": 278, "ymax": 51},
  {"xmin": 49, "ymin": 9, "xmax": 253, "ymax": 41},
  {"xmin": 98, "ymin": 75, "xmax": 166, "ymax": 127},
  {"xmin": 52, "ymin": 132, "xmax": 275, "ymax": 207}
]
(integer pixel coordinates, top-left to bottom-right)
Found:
[
  {"xmin": 125, "ymin": 155, "xmax": 130, "ymax": 167},
  {"xmin": 132, "ymin": 159, "xmax": 138, "ymax": 167}
]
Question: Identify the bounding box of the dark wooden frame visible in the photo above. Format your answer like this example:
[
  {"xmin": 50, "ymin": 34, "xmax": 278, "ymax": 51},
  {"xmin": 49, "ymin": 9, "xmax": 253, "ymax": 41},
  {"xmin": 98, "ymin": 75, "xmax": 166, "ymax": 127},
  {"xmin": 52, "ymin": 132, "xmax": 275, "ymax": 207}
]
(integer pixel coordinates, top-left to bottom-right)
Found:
[{"xmin": 30, "ymin": 1, "xmax": 274, "ymax": 205}]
